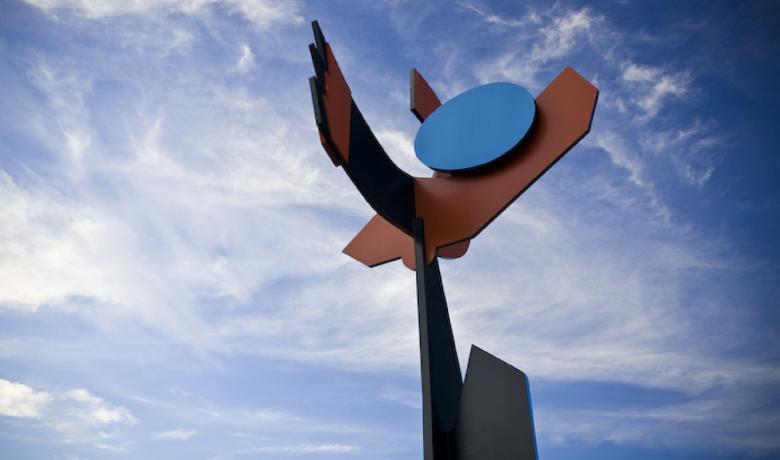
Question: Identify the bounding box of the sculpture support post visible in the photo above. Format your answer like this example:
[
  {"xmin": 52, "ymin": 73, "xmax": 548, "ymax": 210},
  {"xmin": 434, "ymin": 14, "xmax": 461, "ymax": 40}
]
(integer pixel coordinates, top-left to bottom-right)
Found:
[
  {"xmin": 414, "ymin": 218, "xmax": 462, "ymax": 460},
  {"xmin": 413, "ymin": 219, "xmax": 538, "ymax": 460}
]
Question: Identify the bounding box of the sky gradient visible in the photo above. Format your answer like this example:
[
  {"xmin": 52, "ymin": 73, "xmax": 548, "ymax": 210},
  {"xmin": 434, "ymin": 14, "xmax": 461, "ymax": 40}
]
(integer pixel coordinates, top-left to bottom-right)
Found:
[{"xmin": 1, "ymin": 1, "xmax": 779, "ymax": 459}]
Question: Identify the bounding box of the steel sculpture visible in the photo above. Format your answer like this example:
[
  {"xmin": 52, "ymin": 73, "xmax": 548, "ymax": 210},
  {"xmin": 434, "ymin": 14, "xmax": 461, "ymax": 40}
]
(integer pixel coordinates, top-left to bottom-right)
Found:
[{"xmin": 308, "ymin": 20, "xmax": 598, "ymax": 460}]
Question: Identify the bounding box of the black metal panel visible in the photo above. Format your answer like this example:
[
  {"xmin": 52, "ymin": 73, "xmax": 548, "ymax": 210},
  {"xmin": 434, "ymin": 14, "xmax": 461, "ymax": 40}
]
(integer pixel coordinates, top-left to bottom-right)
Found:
[
  {"xmin": 311, "ymin": 20, "xmax": 328, "ymax": 71},
  {"xmin": 343, "ymin": 102, "xmax": 416, "ymax": 235},
  {"xmin": 455, "ymin": 346, "xmax": 538, "ymax": 460},
  {"xmin": 308, "ymin": 76, "xmax": 327, "ymax": 136},
  {"xmin": 414, "ymin": 219, "xmax": 463, "ymax": 459},
  {"xmin": 308, "ymin": 43, "xmax": 325, "ymax": 88}
]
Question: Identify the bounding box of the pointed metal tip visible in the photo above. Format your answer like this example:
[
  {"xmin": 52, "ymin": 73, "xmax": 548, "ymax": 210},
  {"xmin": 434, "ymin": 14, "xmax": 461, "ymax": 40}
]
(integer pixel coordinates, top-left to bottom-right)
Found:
[{"xmin": 311, "ymin": 20, "xmax": 328, "ymax": 71}]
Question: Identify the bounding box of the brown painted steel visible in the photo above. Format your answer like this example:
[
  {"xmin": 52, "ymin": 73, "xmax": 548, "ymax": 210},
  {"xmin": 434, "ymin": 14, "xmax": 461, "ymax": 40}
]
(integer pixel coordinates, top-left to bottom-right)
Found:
[
  {"xmin": 343, "ymin": 217, "xmax": 470, "ymax": 269},
  {"xmin": 438, "ymin": 240, "xmax": 470, "ymax": 259},
  {"xmin": 343, "ymin": 67, "xmax": 597, "ymax": 269},
  {"xmin": 411, "ymin": 68, "xmax": 442, "ymax": 123},
  {"xmin": 344, "ymin": 70, "xmax": 469, "ymax": 270},
  {"xmin": 343, "ymin": 214, "xmax": 416, "ymax": 269},
  {"xmin": 415, "ymin": 67, "xmax": 598, "ymax": 263},
  {"xmin": 319, "ymin": 43, "xmax": 352, "ymax": 165}
]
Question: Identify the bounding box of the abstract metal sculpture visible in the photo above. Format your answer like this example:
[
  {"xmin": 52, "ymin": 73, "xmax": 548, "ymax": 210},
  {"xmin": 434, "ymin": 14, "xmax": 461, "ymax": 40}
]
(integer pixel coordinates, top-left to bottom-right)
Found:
[{"xmin": 308, "ymin": 20, "xmax": 598, "ymax": 459}]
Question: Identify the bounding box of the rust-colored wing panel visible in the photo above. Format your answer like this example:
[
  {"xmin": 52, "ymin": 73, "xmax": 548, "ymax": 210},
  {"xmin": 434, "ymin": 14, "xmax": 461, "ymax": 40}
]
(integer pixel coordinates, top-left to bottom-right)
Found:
[
  {"xmin": 343, "ymin": 217, "xmax": 470, "ymax": 270},
  {"xmin": 415, "ymin": 67, "xmax": 598, "ymax": 262},
  {"xmin": 318, "ymin": 43, "xmax": 352, "ymax": 164},
  {"xmin": 343, "ymin": 214, "xmax": 416, "ymax": 269},
  {"xmin": 411, "ymin": 68, "xmax": 442, "ymax": 122},
  {"xmin": 310, "ymin": 30, "xmax": 352, "ymax": 166}
]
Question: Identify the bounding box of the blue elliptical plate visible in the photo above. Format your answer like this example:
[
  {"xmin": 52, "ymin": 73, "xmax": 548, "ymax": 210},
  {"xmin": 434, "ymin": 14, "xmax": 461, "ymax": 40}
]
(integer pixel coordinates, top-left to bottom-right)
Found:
[{"xmin": 414, "ymin": 82, "xmax": 536, "ymax": 172}]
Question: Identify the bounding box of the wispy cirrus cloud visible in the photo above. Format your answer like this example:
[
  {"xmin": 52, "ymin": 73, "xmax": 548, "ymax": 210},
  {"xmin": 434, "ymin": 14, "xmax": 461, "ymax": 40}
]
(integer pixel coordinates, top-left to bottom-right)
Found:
[
  {"xmin": 622, "ymin": 62, "xmax": 692, "ymax": 119},
  {"xmin": 154, "ymin": 429, "xmax": 198, "ymax": 440},
  {"xmin": 468, "ymin": 5, "xmax": 605, "ymax": 89},
  {"xmin": 235, "ymin": 43, "xmax": 256, "ymax": 74},
  {"xmin": 457, "ymin": 0, "xmax": 537, "ymax": 28},
  {"xmin": 459, "ymin": 2, "xmax": 719, "ymax": 193},
  {"xmin": 227, "ymin": 443, "xmax": 358, "ymax": 455},
  {"xmin": 22, "ymin": 0, "xmax": 303, "ymax": 29}
]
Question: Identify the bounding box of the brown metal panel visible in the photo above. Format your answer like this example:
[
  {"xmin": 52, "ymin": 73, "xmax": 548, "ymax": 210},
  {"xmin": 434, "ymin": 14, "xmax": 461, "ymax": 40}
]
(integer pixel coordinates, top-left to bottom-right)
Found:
[
  {"xmin": 343, "ymin": 214, "xmax": 416, "ymax": 269},
  {"xmin": 438, "ymin": 240, "xmax": 470, "ymax": 259},
  {"xmin": 343, "ymin": 216, "xmax": 470, "ymax": 269},
  {"xmin": 415, "ymin": 67, "xmax": 598, "ymax": 263},
  {"xmin": 411, "ymin": 68, "xmax": 443, "ymax": 122},
  {"xmin": 319, "ymin": 43, "xmax": 352, "ymax": 164}
]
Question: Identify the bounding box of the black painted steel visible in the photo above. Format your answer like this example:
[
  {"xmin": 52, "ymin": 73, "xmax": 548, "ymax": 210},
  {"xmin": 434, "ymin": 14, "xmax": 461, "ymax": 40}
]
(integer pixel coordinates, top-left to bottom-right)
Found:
[
  {"xmin": 308, "ymin": 43, "xmax": 325, "ymax": 88},
  {"xmin": 308, "ymin": 76, "xmax": 327, "ymax": 137},
  {"xmin": 343, "ymin": 102, "xmax": 416, "ymax": 235},
  {"xmin": 414, "ymin": 219, "xmax": 538, "ymax": 460},
  {"xmin": 414, "ymin": 219, "xmax": 463, "ymax": 459},
  {"xmin": 456, "ymin": 346, "xmax": 538, "ymax": 460},
  {"xmin": 311, "ymin": 21, "xmax": 328, "ymax": 71}
]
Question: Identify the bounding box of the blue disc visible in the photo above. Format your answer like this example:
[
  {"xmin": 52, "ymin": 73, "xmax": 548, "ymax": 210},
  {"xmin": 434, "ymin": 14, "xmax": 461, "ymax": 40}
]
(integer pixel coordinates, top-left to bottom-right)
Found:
[{"xmin": 414, "ymin": 82, "xmax": 536, "ymax": 172}]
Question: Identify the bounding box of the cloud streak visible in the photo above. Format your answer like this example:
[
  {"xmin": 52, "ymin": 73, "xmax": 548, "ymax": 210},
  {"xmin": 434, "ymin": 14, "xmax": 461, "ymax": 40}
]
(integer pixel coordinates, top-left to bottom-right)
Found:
[{"xmin": 23, "ymin": 0, "xmax": 303, "ymax": 29}]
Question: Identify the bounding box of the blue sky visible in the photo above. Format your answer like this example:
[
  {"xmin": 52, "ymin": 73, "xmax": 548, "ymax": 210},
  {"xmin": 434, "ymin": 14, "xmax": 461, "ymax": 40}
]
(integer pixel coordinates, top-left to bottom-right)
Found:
[{"xmin": 1, "ymin": 0, "xmax": 778, "ymax": 459}]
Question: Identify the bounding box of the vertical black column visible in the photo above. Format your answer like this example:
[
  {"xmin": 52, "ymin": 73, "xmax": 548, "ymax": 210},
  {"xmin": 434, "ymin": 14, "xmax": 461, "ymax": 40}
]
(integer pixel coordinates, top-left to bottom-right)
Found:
[{"xmin": 414, "ymin": 218, "xmax": 463, "ymax": 460}]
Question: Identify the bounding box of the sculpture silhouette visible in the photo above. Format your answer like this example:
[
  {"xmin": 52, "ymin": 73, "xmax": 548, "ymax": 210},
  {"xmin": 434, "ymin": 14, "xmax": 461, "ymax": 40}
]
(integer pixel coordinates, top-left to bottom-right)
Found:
[{"xmin": 308, "ymin": 20, "xmax": 598, "ymax": 460}]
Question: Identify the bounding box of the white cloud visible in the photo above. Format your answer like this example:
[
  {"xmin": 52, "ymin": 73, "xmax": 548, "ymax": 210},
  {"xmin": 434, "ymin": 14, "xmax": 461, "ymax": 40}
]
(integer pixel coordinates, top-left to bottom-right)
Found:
[
  {"xmin": 223, "ymin": 0, "xmax": 302, "ymax": 29},
  {"xmin": 235, "ymin": 43, "xmax": 256, "ymax": 74},
  {"xmin": 0, "ymin": 379, "xmax": 135, "ymax": 447},
  {"xmin": 379, "ymin": 386, "xmax": 421, "ymax": 409},
  {"xmin": 474, "ymin": 7, "xmax": 603, "ymax": 88},
  {"xmin": 640, "ymin": 120, "xmax": 720, "ymax": 187},
  {"xmin": 591, "ymin": 130, "xmax": 671, "ymax": 221},
  {"xmin": 59, "ymin": 455, "xmax": 90, "ymax": 460},
  {"xmin": 536, "ymin": 7, "xmax": 599, "ymax": 62},
  {"xmin": 0, "ymin": 45, "xmax": 360, "ymax": 345},
  {"xmin": 457, "ymin": 1, "xmax": 536, "ymax": 28},
  {"xmin": 22, "ymin": 0, "xmax": 302, "ymax": 29},
  {"xmin": 467, "ymin": 5, "xmax": 708, "ymax": 197},
  {"xmin": 155, "ymin": 429, "xmax": 198, "ymax": 440},
  {"xmin": 623, "ymin": 63, "xmax": 661, "ymax": 83},
  {"xmin": 622, "ymin": 63, "xmax": 691, "ymax": 119},
  {"xmin": 63, "ymin": 389, "xmax": 136, "ymax": 426},
  {"xmin": 0, "ymin": 379, "xmax": 52, "ymax": 417},
  {"xmin": 232, "ymin": 443, "xmax": 358, "ymax": 454},
  {"xmin": 374, "ymin": 128, "xmax": 431, "ymax": 177},
  {"xmin": 26, "ymin": 55, "xmax": 92, "ymax": 165}
]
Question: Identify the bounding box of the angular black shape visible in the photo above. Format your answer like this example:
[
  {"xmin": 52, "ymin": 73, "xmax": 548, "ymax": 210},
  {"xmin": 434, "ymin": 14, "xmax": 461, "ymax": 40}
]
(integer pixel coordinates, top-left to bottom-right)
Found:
[
  {"xmin": 309, "ymin": 43, "xmax": 325, "ymax": 87},
  {"xmin": 343, "ymin": 102, "xmax": 416, "ymax": 235},
  {"xmin": 308, "ymin": 76, "xmax": 327, "ymax": 135},
  {"xmin": 455, "ymin": 346, "xmax": 538, "ymax": 460},
  {"xmin": 414, "ymin": 219, "xmax": 463, "ymax": 459},
  {"xmin": 311, "ymin": 20, "xmax": 327, "ymax": 71}
]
